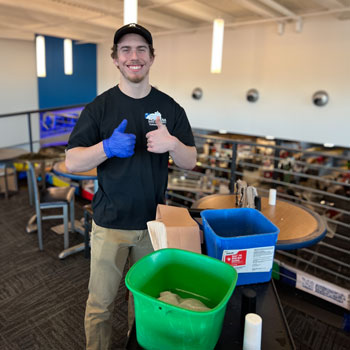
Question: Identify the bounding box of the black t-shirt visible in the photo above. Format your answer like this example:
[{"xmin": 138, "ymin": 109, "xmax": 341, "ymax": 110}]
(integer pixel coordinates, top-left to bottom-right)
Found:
[{"xmin": 67, "ymin": 85, "xmax": 195, "ymax": 229}]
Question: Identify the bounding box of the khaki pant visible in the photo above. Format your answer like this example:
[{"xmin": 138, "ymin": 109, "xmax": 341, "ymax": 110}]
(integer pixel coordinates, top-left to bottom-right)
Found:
[{"xmin": 85, "ymin": 221, "xmax": 154, "ymax": 350}]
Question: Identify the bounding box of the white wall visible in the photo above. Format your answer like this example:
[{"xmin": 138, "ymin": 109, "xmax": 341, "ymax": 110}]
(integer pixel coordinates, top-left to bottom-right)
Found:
[
  {"xmin": 0, "ymin": 38, "xmax": 39, "ymax": 149},
  {"xmin": 1, "ymin": 16, "xmax": 349, "ymax": 149},
  {"xmin": 98, "ymin": 16, "xmax": 350, "ymax": 147},
  {"xmin": 97, "ymin": 45, "xmax": 119, "ymax": 95}
]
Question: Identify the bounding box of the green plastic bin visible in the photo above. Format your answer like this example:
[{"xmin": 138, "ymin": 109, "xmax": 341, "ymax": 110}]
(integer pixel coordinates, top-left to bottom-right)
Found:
[{"xmin": 125, "ymin": 248, "xmax": 238, "ymax": 350}]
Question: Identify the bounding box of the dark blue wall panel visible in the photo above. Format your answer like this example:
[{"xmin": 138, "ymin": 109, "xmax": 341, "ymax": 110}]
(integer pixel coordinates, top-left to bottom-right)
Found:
[{"xmin": 38, "ymin": 35, "xmax": 97, "ymax": 109}]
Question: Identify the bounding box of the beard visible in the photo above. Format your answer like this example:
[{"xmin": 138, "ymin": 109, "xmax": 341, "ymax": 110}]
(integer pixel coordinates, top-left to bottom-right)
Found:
[
  {"xmin": 122, "ymin": 72, "xmax": 145, "ymax": 83},
  {"xmin": 118, "ymin": 63, "xmax": 150, "ymax": 84}
]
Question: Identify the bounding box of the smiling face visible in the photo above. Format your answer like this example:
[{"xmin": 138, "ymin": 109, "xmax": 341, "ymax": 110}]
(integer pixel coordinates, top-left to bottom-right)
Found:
[{"xmin": 113, "ymin": 33, "xmax": 154, "ymax": 84}]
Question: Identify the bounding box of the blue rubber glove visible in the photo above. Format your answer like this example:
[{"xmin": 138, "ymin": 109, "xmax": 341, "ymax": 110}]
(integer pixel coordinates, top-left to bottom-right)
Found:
[{"xmin": 103, "ymin": 119, "xmax": 136, "ymax": 158}]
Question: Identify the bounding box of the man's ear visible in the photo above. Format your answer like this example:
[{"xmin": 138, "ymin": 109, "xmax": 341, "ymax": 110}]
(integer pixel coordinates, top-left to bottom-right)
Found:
[
  {"xmin": 113, "ymin": 58, "xmax": 119, "ymax": 69},
  {"xmin": 147, "ymin": 57, "xmax": 154, "ymax": 69}
]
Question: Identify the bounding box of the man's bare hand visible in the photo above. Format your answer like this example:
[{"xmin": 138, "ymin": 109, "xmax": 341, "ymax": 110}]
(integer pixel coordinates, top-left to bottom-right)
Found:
[{"xmin": 146, "ymin": 116, "xmax": 176, "ymax": 153}]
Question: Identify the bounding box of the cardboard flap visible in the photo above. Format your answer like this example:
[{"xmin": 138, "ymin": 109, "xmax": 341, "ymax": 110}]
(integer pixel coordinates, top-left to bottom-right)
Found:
[
  {"xmin": 147, "ymin": 220, "xmax": 168, "ymax": 251},
  {"xmin": 156, "ymin": 204, "xmax": 198, "ymax": 227}
]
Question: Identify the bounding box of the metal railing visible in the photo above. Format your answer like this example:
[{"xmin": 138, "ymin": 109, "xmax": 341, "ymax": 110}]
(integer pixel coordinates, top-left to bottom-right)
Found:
[{"xmin": 0, "ymin": 104, "xmax": 86, "ymax": 152}]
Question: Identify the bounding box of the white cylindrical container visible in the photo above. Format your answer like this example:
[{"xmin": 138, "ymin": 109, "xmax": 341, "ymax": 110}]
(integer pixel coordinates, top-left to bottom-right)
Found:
[
  {"xmin": 243, "ymin": 313, "xmax": 262, "ymax": 350},
  {"xmin": 268, "ymin": 189, "xmax": 277, "ymax": 206}
]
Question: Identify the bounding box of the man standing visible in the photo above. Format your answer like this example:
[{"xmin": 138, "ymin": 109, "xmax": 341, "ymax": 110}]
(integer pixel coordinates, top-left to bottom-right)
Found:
[{"xmin": 65, "ymin": 23, "xmax": 197, "ymax": 349}]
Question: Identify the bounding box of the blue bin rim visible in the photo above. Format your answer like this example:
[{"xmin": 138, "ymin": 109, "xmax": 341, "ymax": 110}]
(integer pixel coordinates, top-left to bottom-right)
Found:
[
  {"xmin": 200, "ymin": 208, "xmax": 280, "ymax": 238},
  {"xmin": 125, "ymin": 248, "xmax": 238, "ymax": 314}
]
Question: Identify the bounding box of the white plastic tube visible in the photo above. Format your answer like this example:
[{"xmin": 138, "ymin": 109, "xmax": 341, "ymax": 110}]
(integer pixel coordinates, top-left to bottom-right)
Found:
[
  {"xmin": 268, "ymin": 189, "xmax": 277, "ymax": 206},
  {"xmin": 243, "ymin": 313, "xmax": 262, "ymax": 350}
]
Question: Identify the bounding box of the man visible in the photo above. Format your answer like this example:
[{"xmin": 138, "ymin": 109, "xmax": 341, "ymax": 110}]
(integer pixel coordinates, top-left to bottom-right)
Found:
[{"xmin": 65, "ymin": 23, "xmax": 197, "ymax": 350}]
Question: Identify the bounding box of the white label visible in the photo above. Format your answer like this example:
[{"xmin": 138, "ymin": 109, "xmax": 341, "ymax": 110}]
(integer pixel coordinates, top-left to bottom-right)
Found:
[
  {"xmin": 296, "ymin": 271, "xmax": 350, "ymax": 310},
  {"xmin": 222, "ymin": 246, "xmax": 275, "ymax": 273}
]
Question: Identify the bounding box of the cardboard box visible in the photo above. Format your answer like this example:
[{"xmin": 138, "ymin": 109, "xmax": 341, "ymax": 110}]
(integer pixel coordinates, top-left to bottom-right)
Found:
[{"xmin": 147, "ymin": 204, "xmax": 201, "ymax": 254}]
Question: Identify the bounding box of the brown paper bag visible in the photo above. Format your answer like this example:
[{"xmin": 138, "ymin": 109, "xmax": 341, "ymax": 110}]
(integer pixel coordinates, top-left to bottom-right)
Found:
[{"xmin": 147, "ymin": 204, "xmax": 201, "ymax": 254}]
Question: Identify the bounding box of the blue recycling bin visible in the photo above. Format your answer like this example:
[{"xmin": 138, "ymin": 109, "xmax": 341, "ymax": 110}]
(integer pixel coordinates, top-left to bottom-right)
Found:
[{"xmin": 201, "ymin": 208, "xmax": 279, "ymax": 285}]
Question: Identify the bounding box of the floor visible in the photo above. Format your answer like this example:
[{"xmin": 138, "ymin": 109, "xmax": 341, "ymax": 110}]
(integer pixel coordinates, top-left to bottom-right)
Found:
[
  {"xmin": 274, "ymin": 281, "xmax": 349, "ymax": 349},
  {"xmin": 0, "ymin": 183, "xmax": 129, "ymax": 350},
  {"xmin": 0, "ymin": 182, "xmax": 349, "ymax": 349}
]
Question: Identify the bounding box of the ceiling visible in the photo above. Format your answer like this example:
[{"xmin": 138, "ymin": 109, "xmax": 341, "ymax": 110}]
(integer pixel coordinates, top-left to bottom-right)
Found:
[{"xmin": 0, "ymin": 0, "xmax": 349, "ymax": 44}]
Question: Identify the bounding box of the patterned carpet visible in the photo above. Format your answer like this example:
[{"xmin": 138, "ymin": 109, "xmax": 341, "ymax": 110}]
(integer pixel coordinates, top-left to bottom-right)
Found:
[
  {"xmin": 0, "ymin": 185, "xmax": 128, "ymax": 350},
  {"xmin": 274, "ymin": 281, "xmax": 349, "ymax": 350},
  {"xmin": 0, "ymin": 183, "xmax": 348, "ymax": 349},
  {"xmin": 283, "ymin": 304, "xmax": 349, "ymax": 350}
]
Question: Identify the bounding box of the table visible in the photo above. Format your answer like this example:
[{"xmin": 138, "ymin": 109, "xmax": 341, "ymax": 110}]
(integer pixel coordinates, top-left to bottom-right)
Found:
[
  {"xmin": 0, "ymin": 147, "xmax": 28, "ymax": 199},
  {"xmin": 53, "ymin": 161, "xmax": 97, "ymax": 181},
  {"xmin": 192, "ymin": 194, "xmax": 327, "ymax": 250},
  {"xmin": 0, "ymin": 147, "xmax": 28, "ymax": 162},
  {"xmin": 126, "ymin": 279, "xmax": 295, "ymax": 349},
  {"xmin": 52, "ymin": 161, "xmax": 97, "ymax": 259}
]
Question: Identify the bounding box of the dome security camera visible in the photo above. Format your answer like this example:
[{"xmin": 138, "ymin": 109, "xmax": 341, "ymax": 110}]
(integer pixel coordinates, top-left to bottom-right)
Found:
[
  {"xmin": 246, "ymin": 89, "xmax": 259, "ymax": 102},
  {"xmin": 192, "ymin": 88, "xmax": 203, "ymax": 100},
  {"xmin": 312, "ymin": 91, "xmax": 329, "ymax": 107}
]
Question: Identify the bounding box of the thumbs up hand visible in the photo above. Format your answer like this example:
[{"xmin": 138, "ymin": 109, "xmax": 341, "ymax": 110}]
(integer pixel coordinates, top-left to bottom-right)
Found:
[
  {"xmin": 103, "ymin": 119, "xmax": 136, "ymax": 158},
  {"xmin": 146, "ymin": 117, "xmax": 176, "ymax": 153}
]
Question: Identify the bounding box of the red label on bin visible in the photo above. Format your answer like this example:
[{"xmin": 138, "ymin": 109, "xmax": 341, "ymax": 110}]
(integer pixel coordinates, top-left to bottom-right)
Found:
[{"xmin": 224, "ymin": 250, "xmax": 247, "ymax": 267}]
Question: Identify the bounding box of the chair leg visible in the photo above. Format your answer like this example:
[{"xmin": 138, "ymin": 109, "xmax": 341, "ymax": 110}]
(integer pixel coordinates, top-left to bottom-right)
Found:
[
  {"xmin": 12, "ymin": 165, "xmax": 18, "ymax": 192},
  {"xmin": 27, "ymin": 169, "xmax": 33, "ymax": 206},
  {"xmin": 26, "ymin": 214, "xmax": 37, "ymax": 233},
  {"xmin": 37, "ymin": 212, "xmax": 43, "ymax": 251},
  {"xmin": 3, "ymin": 165, "xmax": 9, "ymax": 200},
  {"xmin": 63, "ymin": 205, "xmax": 69, "ymax": 249},
  {"xmin": 70, "ymin": 196, "xmax": 75, "ymax": 232}
]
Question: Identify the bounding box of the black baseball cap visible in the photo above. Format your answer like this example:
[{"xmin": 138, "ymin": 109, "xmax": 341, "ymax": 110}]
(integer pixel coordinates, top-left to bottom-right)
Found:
[{"xmin": 113, "ymin": 23, "xmax": 153, "ymax": 46}]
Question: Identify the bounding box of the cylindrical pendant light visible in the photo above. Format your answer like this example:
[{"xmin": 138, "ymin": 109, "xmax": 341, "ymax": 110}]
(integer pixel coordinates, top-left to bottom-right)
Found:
[
  {"xmin": 64, "ymin": 39, "xmax": 73, "ymax": 75},
  {"xmin": 210, "ymin": 19, "xmax": 224, "ymax": 74},
  {"xmin": 124, "ymin": 0, "xmax": 138, "ymax": 25},
  {"xmin": 36, "ymin": 35, "xmax": 46, "ymax": 78}
]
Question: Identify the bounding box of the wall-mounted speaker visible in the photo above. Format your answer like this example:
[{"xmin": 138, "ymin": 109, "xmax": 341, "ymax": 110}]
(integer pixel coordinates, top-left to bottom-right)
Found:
[
  {"xmin": 246, "ymin": 89, "xmax": 259, "ymax": 102},
  {"xmin": 312, "ymin": 91, "xmax": 329, "ymax": 106},
  {"xmin": 192, "ymin": 87, "xmax": 203, "ymax": 100}
]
